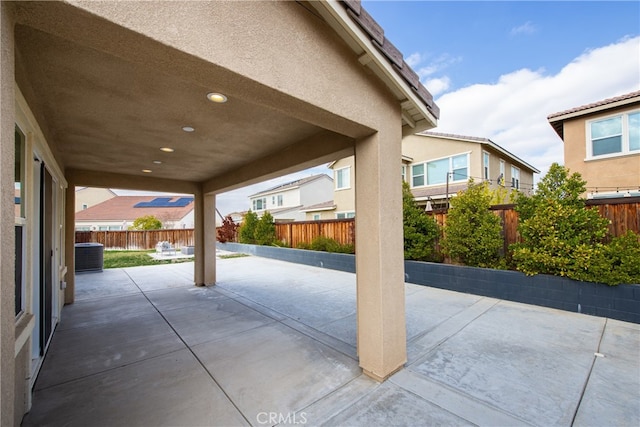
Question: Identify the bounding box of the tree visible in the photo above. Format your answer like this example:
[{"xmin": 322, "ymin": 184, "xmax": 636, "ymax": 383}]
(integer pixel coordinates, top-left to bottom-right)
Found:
[
  {"xmin": 217, "ymin": 216, "xmax": 238, "ymax": 243},
  {"xmin": 441, "ymin": 180, "xmax": 504, "ymax": 268},
  {"xmin": 254, "ymin": 211, "xmax": 276, "ymax": 246},
  {"xmin": 402, "ymin": 182, "xmax": 440, "ymax": 261},
  {"xmin": 129, "ymin": 215, "xmax": 162, "ymax": 230},
  {"xmin": 238, "ymin": 210, "xmax": 258, "ymax": 244}
]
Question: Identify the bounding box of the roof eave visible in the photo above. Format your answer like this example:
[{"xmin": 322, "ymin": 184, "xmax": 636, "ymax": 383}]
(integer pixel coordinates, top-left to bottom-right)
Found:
[
  {"xmin": 547, "ymin": 94, "xmax": 640, "ymax": 141},
  {"xmin": 417, "ymin": 132, "xmax": 540, "ymax": 174},
  {"xmin": 310, "ymin": 1, "xmax": 438, "ymax": 134}
]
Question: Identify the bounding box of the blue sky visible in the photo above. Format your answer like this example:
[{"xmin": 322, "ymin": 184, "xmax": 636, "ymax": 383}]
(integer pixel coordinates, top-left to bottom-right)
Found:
[
  {"xmin": 362, "ymin": 1, "xmax": 639, "ymax": 94},
  {"xmin": 128, "ymin": 2, "xmax": 640, "ymax": 215}
]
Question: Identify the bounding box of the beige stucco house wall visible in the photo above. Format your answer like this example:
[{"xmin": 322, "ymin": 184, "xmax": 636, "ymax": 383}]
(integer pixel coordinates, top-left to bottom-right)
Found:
[
  {"xmin": 74, "ymin": 187, "xmax": 116, "ymax": 212},
  {"xmin": 548, "ymin": 91, "xmax": 640, "ymax": 199},
  {"xmin": 306, "ymin": 132, "xmax": 538, "ymax": 219},
  {"xmin": 2, "ymin": 1, "xmax": 440, "ymax": 423}
]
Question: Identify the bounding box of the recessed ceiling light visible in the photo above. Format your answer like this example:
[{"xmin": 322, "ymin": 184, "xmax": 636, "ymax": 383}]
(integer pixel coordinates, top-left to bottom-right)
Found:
[
  {"xmin": 206, "ymin": 92, "xmax": 227, "ymax": 103},
  {"xmin": 160, "ymin": 147, "xmax": 174, "ymax": 153},
  {"xmin": 153, "ymin": 160, "xmax": 162, "ymax": 164},
  {"xmin": 142, "ymin": 169, "xmax": 152, "ymax": 173},
  {"xmin": 182, "ymin": 126, "xmax": 195, "ymax": 132}
]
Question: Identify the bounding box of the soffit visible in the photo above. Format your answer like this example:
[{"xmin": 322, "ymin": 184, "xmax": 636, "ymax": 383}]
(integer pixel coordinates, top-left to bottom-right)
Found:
[{"xmin": 15, "ymin": 23, "xmax": 324, "ymax": 184}]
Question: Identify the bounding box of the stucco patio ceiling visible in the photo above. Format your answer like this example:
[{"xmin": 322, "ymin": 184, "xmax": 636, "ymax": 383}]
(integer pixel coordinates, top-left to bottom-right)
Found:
[{"xmin": 13, "ymin": 2, "xmax": 371, "ymax": 187}]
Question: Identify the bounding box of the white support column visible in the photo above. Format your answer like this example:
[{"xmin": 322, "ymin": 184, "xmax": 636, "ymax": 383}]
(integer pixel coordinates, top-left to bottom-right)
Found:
[
  {"xmin": 194, "ymin": 188, "xmax": 216, "ymax": 286},
  {"xmin": 355, "ymin": 129, "xmax": 407, "ymax": 382}
]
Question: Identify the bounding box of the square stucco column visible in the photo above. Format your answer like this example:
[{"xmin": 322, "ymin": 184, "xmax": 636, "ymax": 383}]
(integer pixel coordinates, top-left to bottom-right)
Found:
[
  {"xmin": 64, "ymin": 181, "xmax": 76, "ymax": 304},
  {"xmin": 1, "ymin": 2, "xmax": 16, "ymax": 424},
  {"xmin": 194, "ymin": 190, "xmax": 216, "ymax": 286},
  {"xmin": 355, "ymin": 130, "xmax": 406, "ymax": 382}
]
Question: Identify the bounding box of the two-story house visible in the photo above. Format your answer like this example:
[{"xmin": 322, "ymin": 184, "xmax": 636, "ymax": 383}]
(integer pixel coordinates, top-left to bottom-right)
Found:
[
  {"xmin": 304, "ymin": 132, "xmax": 539, "ymax": 219},
  {"xmin": 248, "ymin": 174, "xmax": 334, "ymax": 221},
  {"xmin": 548, "ymin": 91, "xmax": 640, "ymax": 199}
]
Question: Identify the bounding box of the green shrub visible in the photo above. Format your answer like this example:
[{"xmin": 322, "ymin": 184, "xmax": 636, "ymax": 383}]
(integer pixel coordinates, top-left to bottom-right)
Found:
[
  {"xmin": 296, "ymin": 242, "xmax": 311, "ymax": 250},
  {"xmin": 511, "ymin": 163, "xmax": 616, "ymax": 282},
  {"xmin": 238, "ymin": 210, "xmax": 258, "ymax": 244},
  {"xmin": 307, "ymin": 236, "xmax": 354, "ymax": 254},
  {"xmin": 441, "ymin": 180, "xmax": 504, "ymax": 268},
  {"xmin": 402, "ymin": 182, "xmax": 440, "ymax": 261},
  {"xmin": 254, "ymin": 211, "xmax": 276, "ymax": 246},
  {"xmin": 602, "ymin": 231, "xmax": 640, "ymax": 285}
]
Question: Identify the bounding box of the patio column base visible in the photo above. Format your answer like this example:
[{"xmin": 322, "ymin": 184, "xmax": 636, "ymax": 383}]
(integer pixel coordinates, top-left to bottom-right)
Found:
[{"xmin": 362, "ymin": 364, "xmax": 404, "ymax": 383}]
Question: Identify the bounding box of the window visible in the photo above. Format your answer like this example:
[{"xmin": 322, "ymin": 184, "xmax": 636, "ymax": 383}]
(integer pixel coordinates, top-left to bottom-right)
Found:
[
  {"xmin": 483, "ymin": 151, "xmax": 490, "ymax": 180},
  {"xmin": 427, "ymin": 158, "xmax": 448, "ymax": 185},
  {"xmin": 588, "ymin": 111, "xmax": 640, "ymax": 158},
  {"xmin": 411, "ymin": 163, "xmax": 425, "ymax": 187},
  {"xmin": 252, "ymin": 197, "xmax": 267, "ymax": 211},
  {"xmin": 336, "ymin": 212, "xmax": 355, "ymax": 219},
  {"xmin": 451, "ymin": 154, "xmax": 468, "ymax": 181},
  {"xmin": 412, "ymin": 153, "xmax": 469, "ymax": 187},
  {"xmin": 82, "ymin": 203, "xmax": 88, "ymax": 210},
  {"xmin": 313, "ymin": 214, "xmax": 320, "ymax": 221},
  {"xmin": 511, "ymin": 166, "xmax": 520, "ymax": 190},
  {"xmin": 401, "ymin": 165, "xmax": 406, "ymax": 183},
  {"xmin": 277, "ymin": 194, "xmax": 283, "ymax": 207},
  {"xmin": 335, "ymin": 167, "xmax": 351, "ymax": 190},
  {"xmin": 271, "ymin": 196, "xmax": 275, "ymax": 205},
  {"xmin": 499, "ymin": 160, "xmax": 506, "ymax": 186}
]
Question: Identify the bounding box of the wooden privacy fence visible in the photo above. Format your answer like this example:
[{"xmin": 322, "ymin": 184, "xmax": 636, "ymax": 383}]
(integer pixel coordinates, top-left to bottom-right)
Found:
[
  {"xmin": 75, "ymin": 229, "xmax": 195, "ymax": 250},
  {"xmin": 586, "ymin": 198, "xmax": 640, "ymax": 239},
  {"xmin": 82, "ymin": 198, "xmax": 638, "ymax": 251},
  {"xmin": 275, "ymin": 218, "xmax": 355, "ymax": 248},
  {"xmin": 428, "ymin": 197, "xmax": 640, "ymax": 250}
]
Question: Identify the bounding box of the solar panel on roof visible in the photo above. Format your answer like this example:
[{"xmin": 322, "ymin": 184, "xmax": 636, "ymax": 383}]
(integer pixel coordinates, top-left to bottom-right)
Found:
[{"xmin": 134, "ymin": 197, "xmax": 194, "ymax": 208}]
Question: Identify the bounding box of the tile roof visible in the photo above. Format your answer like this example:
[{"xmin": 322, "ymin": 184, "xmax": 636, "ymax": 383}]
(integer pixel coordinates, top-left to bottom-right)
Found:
[
  {"xmin": 547, "ymin": 90, "xmax": 640, "ymax": 120},
  {"xmin": 75, "ymin": 196, "xmax": 194, "ymax": 223},
  {"xmin": 249, "ymin": 174, "xmax": 332, "ymax": 197},
  {"xmin": 411, "ymin": 184, "xmax": 468, "ymax": 200},
  {"xmin": 547, "ymin": 91, "xmax": 640, "ymax": 139},
  {"xmin": 341, "ymin": 1, "xmax": 439, "ymax": 119},
  {"xmin": 301, "ymin": 200, "xmax": 336, "ymax": 212}
]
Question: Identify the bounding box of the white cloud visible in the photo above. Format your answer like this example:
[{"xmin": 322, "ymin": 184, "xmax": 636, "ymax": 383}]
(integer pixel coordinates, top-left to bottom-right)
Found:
[
  {"xmin": 433, "ymin": 36, "xmax": 640, "ymax": 180},
  {"xmin": 510, "ymin": 21, "xmax": 537, "ymax": 36},
  {"xmin": 216, "ymin": 36, "xmax": 639, "ymax": 213},
  {"xmin": 405, "ymin": 52, "xmax": 423, "ymax": 68},
  {"xmin": 424, "ymin": 76, "xmax": 451, "ymax": 96}
]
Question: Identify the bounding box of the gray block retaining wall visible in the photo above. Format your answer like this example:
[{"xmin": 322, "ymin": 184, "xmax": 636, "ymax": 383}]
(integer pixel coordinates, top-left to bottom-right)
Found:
[{"xmin": 218, "ymin": 242, "xmax": 640, "ymax": 324}]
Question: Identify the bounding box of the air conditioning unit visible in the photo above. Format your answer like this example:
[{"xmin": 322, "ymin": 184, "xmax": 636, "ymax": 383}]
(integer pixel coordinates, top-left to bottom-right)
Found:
[{"xmin": 75, "ymin": 243, "xmax": 104, "ymax": 272}]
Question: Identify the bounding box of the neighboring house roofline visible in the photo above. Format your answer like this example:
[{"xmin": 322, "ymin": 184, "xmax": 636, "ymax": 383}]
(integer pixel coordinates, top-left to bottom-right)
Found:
[
  {"xmin": 75, "ymin": 195, "xmax": 194, "ymax": 222},
  {"xmin": 301, "ymin": 201, "xmax": 337, "ymax": 212},
  {"xmin": 547, "ymin": 90, "xmax": 640, "ymax": 139},
  {"xmin": 417, "ymin": 131, "xmax": 540, "ymax": 174},
  {"xmin": 249, "ymin": 174, "xmax": 332, "ymax": 198},
  {"xmin": 264, "ymin": 205, "xmax": 304, "ymax": 215},
  {"xmin": 75, "ymin": 187, "xmax": 117, "ymax": 196}
]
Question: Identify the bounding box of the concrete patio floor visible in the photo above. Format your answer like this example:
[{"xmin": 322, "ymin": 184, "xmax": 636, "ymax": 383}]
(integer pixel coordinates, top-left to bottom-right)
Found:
[{"xmin": 22, "ymin": 253, "xmax": 640, "ymax": 426}]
